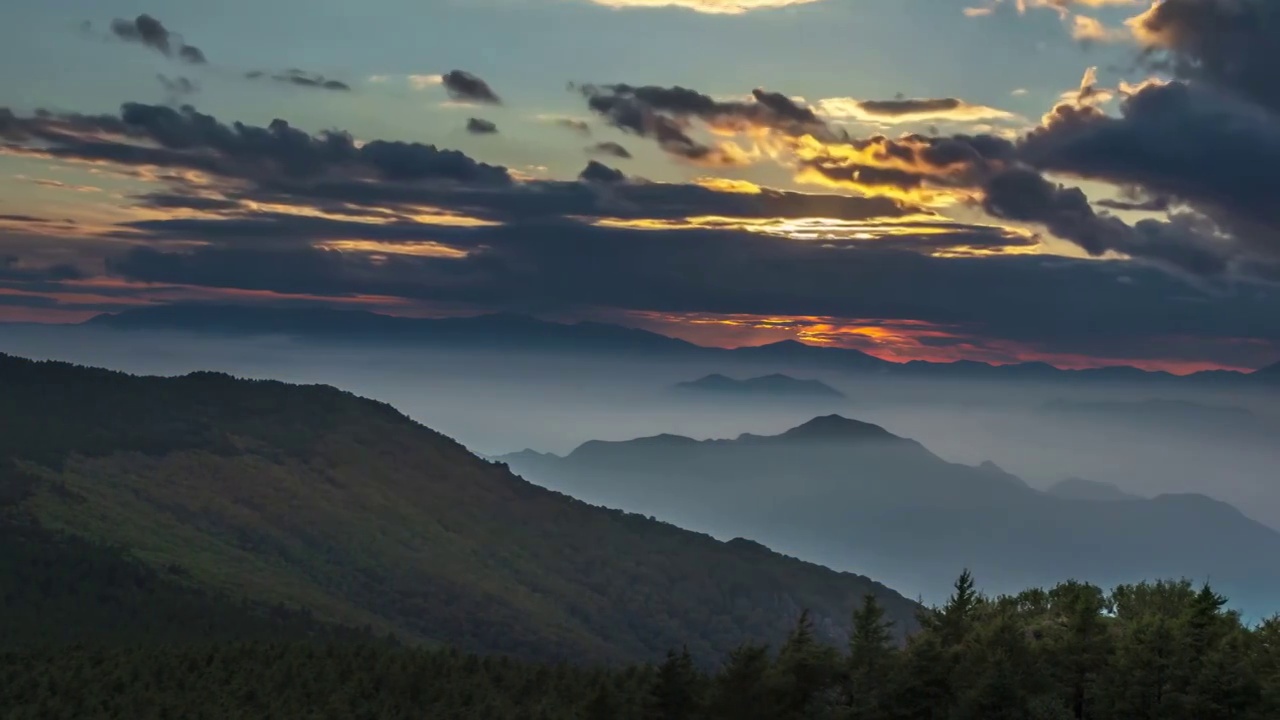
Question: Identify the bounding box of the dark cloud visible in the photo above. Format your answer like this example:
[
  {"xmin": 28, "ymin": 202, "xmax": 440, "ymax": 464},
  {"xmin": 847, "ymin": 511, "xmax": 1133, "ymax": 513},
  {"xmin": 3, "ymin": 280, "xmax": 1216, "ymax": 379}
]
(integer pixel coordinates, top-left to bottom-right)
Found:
[
  {"xmin": 466, "ymin": 118, "xmax": 499, "ymax": 135},
  {"xmin": 1133, "ymin": 0, "xmax": 1280, "ymax": 113},
  {"xmin": 588, "ymin": 141, "xmax": 632, "ymax": 159},
  {"xmin": 246, "ymin": 69, "xmax": 352, "ymax": 92},
  {"xmin": 0, "ymin": 103, "xmax": 512, "ymax": 187},
  {"xmin": 578, "ymin": 161, "xmax": 627, "ymax": 184},
  {"xmin": 108, "ymin": 14, "xmax": 206, "ymax": 64},
  {"xmin": 0, "ymin": 214, "xmax": 55, "ymax": 224},
  {"xmin": 441, "ymin": 70, "xmax": 502, "ymax": 105},
  {"xmin": 581, "ymin": 84, "xmax": 824, "ymax": 134},
  {"xmin": 577, "ymin": 82, "xmax": 831, "ymax": 165},
  {"xmin": 1017, "ymin": 82, "xmax": 1280, "ymax": 264},
  {"xmin": 98, "ymin": 218, "xmax": 1280, "ymax": 357},
  {"xmin": 856, "ymin": 98, "xmax": 969, "ymax": 116},
  {"xmin": 4, "ymin": 100, "xmax": 915, "ymax": 228},
  {"xmin": 0, "ymin": 255, "xmax": 84, "ymax": 282},
  {"xmin": 982, "ymin": 167, "xmax": 1231, "ymax": 276}
]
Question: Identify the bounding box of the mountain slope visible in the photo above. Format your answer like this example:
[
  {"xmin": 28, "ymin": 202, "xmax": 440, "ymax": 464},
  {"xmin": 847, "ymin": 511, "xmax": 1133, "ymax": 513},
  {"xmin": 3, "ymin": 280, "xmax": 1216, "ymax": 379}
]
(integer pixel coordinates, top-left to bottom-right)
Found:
[
  {"xmin": 501, "ymin": 415, "xmax": 1280, "ymax": 616},
  {"xmin": 674, "ymin": 373, "xmax": 846, "ymax": 399},
  {"xmin": 0, "ymin": 354, "xmax": 918, "ymax": 662}
]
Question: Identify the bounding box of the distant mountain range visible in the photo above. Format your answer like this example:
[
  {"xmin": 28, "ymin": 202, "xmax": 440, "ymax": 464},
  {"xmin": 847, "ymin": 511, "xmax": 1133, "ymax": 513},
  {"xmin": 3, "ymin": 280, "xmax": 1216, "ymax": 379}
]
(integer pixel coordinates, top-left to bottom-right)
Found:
[
  {"xmin": 0, "ymin": 354, "xmax": 918, "ymax": 662},
  {"xmin": 673, "ymin": 373, "xmax": 846, "ymax": 399},
  {"xmin": 500, "ymin": 414, "xmax": 1280, "ymax": 616},
  {"xmin": 78, "ymin": 303, "xmax": 1277, "ymax": 384}
]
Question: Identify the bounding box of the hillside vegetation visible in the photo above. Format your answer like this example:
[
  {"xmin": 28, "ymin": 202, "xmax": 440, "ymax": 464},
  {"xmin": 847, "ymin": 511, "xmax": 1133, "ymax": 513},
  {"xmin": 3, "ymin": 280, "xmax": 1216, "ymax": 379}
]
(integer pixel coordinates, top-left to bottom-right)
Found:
[
  {"xmin": 0, "ymin": 354, "xmax": 916, "ymax": 663},
  {"xmin": 4, "ymin": 573, "xmax": 1277, "ymax": 720}
]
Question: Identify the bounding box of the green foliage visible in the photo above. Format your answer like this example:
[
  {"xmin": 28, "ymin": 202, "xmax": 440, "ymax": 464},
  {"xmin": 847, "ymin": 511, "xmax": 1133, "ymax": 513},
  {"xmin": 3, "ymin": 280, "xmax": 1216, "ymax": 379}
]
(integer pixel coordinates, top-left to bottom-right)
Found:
[{"xmin": 3, "ymin": 572, "xmax": 1276, "ymax": 719}]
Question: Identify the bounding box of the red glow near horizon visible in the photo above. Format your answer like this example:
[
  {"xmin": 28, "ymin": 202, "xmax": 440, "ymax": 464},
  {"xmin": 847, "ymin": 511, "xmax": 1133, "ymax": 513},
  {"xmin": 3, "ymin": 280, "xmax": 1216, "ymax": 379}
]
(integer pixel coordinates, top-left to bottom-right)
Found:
[
  {"xmin": 0, "ymin": 282, "xmax": 1268, "ymax": 374},
  {"xmin": 611, "ymin": 310, "xmax": 1261, "ymax": 375}
]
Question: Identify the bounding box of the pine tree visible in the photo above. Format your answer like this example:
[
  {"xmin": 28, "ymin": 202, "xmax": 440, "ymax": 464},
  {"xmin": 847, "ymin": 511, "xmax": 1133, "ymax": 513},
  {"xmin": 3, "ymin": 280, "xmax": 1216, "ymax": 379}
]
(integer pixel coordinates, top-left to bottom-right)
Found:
[
  {"xmin": 771, "ymin": 609, "xmax": 842, "ymax": 720},
  {"xmin": 646, "ymin": 647, "xmax": 703, "ymax": 720},
  {"xmin": 708, "ymin": 644, "xmax": 774, "ymax": 720},
  {"xmin": 846, "ymin": 594, "xmax": 898, "ymax": 720}
]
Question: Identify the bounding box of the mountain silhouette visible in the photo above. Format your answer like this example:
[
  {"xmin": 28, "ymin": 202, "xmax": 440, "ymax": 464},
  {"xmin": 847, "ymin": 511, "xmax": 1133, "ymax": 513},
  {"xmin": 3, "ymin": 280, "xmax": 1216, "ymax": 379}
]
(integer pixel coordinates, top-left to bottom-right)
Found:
[
  {"xmin": 502, "ymin": 415, "xmax": 1280, "ymax": 616},
  {"xmin": 77, "ymin": 304, "xmax": 1263, "ymax": 384}
]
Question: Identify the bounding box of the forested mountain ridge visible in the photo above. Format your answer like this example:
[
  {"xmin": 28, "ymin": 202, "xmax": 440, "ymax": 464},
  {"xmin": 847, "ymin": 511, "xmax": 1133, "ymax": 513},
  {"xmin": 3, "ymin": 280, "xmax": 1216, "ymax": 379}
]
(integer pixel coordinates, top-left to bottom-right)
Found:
[{"xmin": 0, "ymin": 353, "xmax": 918, "ymax": 663}]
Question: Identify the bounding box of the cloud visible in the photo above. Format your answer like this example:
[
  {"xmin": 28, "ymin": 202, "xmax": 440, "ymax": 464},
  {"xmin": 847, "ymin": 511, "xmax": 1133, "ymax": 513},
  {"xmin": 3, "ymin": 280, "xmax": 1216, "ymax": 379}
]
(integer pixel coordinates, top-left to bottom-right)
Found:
[
  {"xmin": 108, "ymin": 14, "xmax": 206, "ymax": 64},
  {"xmin": 1129, "ymin": 0, "xmax": 1280, "ymax": 114},
  {"xmin": 579, "ymin": 160, "xmax": 628, "ymax": 184},
  {"xmin": 1070, "ymin": 15, "xmax": 1130, "ymax": 43},
  {"xmin": 0, "ymin": 102, "xmax": 918, "ymax": 233},
  {"xmin": 94, "ymin": 217, "xmax": 1280, "ymax": 363},
  {"xmin": 441, "ymin": 70, "xmax": 502, "ymax": 105},
  {"xmin": 0, "ymin": 255, "xmax": 84, "ymax": 282},
  {"xmin": 577, "ymin": 83, "xmax": 827, "ymax": 164},
  {"xmin": 409, "ymin": 74, "xmax": 445, "ymax": 90},
  {"xmin": 9, "ymin": 95, "xmax": 1280, "ymax": 363},
  {"xmin": 1017, "ymin": 80, "xmax": 1280, "ymax": 265},
  {"xmin": 583, "ymin": 0, "xmax": 825, "ymax": 14},
  {"xmin": 815, "ymin": 97, "xmax": 1018, "ymax": 124},
  {"xmin": 588, "ymin": 141, "xmax": 632, "ymax": 159},
  {"xmin": 466, "ymin": 118, "xmax": 499, "ymax": 135},
  {"xmin": 157, "ymin": 75, "xmax": 199, "ymax": 102},
  {"xmin": 548, "ymin": 117, "xmax": 592, "ymax": 135},
  {"xmin": 982, "ymin": 167, "xmax": 1231, "ymax": 275},
  {"xmin": 246, "ymin": 69, "xmax": 352, "ymax": 92},
  {"xmin": 0, "ymin": 103, "xmax": 512, "ymax": 187}
]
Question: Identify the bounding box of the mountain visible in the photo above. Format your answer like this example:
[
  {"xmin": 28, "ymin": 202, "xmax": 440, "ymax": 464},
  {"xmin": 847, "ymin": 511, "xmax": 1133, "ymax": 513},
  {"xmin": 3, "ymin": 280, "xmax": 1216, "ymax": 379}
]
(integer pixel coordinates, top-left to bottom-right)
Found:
[
  {"xmin": 500, "ymin": 415, "xmax": 1280, "ymax": 616},
  {"xmin": 84, "ymin": 304, "xmax": 699, "ymax": 355},
  {"xmin": 1046, "ymin": 477, "xmax": 1143, "ymax": 503},
  {"xmin": 1254, "ymin": 360, "xmax": 1280, "ymax": 378},
  {"xmin": 75, "ymin": 303, "xmax": 1259, "ymax": 384},
  {"xmin": 0, "ymin": 354, "xmax": 918, "ymax": 662},
  {"xmin": 674, "ymin": 373, "xmax": 846, "ymax": 399}
]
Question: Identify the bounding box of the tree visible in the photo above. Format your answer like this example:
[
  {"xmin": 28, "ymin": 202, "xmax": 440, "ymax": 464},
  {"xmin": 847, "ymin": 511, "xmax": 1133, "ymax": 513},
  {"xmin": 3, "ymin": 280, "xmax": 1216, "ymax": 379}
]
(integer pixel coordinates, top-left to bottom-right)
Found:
[
  {"xmin": 646, "ymin": 647, "xmax": 704, "ymax": 720},
  {"xmin": 846, "ymin": 594, "xmax": 898, "ymax": 720},
  {"xmin": 771, "ymin": 610, "xmax": 842, "ymax": 719},
  {"xmin": 708, "ymin": 644, "xmax": 774, "ymax": 720}
]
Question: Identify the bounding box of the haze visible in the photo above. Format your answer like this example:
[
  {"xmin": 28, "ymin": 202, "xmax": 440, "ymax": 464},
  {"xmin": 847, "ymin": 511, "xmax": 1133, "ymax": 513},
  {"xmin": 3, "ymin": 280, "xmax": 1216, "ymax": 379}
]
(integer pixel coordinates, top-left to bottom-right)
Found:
[{"xmin": 6, "ymin": 323, "xmax": 1277, "ymax": 557}]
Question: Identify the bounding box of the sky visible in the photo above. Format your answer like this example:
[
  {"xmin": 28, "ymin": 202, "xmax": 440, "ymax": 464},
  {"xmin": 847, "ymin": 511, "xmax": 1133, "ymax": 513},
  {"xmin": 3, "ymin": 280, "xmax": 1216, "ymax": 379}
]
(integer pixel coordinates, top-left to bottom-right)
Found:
[{"xmin": 2, "ymin": 0, "xmax": 1280, "ymax": 373}]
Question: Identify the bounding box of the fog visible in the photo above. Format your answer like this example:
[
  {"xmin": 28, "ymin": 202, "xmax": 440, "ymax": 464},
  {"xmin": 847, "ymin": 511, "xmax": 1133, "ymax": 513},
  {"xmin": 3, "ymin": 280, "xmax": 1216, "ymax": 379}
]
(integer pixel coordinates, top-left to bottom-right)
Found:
[{"xmin": 4, "ymin": 324, "xmax": 1279, "ymax": 534}]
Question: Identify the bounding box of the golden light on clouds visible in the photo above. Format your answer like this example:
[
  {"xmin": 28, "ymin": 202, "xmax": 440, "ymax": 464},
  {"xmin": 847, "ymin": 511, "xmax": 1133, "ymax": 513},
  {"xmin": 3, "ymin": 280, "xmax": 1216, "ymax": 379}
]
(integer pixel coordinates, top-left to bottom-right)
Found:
[
  {"xmin": 1071, "ymin": 15, "xmax": 1130, "ymax": 43},
  {"xmin": 586, "ymin": 0, "xmax": 824, "ymax": 13},
  {"xmin": 315, "ymin": 240, "xmax": 469, "ymax": 258},
  {"xmin": 589, "ymin": 213, "xmax": 1037, "ymax": 252},
  {"xmin": 693, "ymin": 177, "xmax": 763, "ymax": 194},
  {"xmin": 815, "ymin": 97, "xmax": 1018, "ymax": 125}
]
